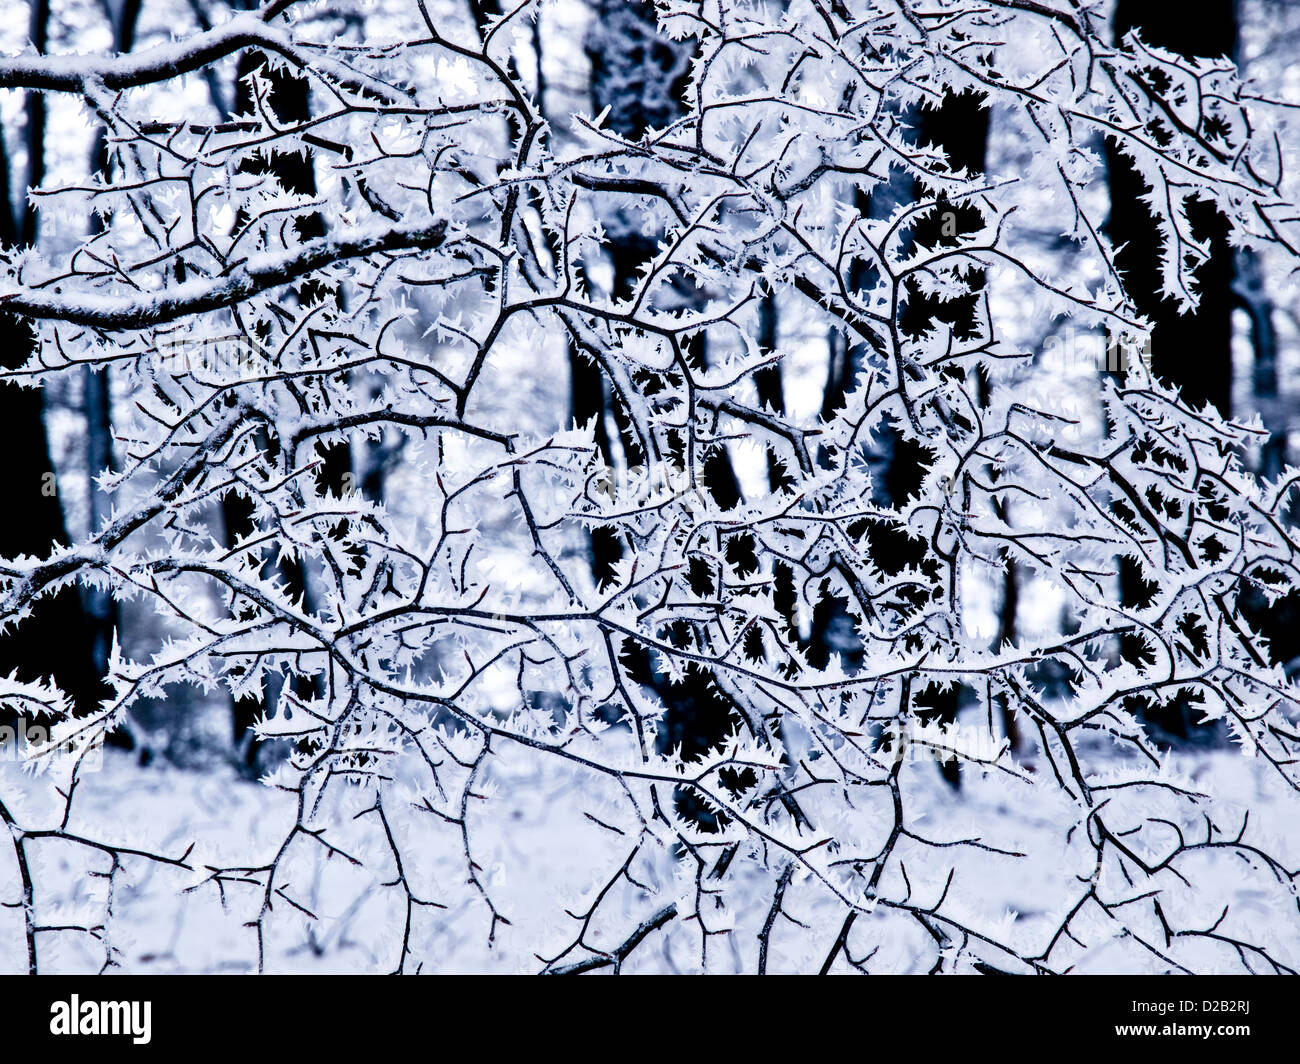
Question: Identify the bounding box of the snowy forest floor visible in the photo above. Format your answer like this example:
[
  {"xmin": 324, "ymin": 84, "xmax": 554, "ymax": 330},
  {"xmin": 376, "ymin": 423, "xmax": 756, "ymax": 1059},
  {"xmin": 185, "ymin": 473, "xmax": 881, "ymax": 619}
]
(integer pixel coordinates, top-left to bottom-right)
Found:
[{"xmin": 2, "ymin": 732, "xmax": 1295, "ymax": 974}]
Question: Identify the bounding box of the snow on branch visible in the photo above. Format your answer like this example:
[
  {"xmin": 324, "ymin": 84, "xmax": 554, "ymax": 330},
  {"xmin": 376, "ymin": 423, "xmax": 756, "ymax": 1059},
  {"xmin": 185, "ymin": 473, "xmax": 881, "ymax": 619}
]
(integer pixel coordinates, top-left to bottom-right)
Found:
[{"xmin": 1, "ymin": 0, "xmax": 1298, "ymax": 974}]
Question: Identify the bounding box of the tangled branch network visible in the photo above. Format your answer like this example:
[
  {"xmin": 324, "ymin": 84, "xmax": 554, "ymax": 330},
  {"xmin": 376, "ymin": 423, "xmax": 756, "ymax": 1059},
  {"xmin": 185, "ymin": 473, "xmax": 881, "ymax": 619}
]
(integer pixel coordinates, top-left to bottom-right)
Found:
[{"xmin": 2, "ymin": 0, "xmax": 1300, "ymax": 973}]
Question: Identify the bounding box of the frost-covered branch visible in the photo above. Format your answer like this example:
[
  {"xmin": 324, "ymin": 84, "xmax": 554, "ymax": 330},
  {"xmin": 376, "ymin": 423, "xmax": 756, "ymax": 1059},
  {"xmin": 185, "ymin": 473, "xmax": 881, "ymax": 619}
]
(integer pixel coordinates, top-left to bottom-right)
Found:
[{"xmin": 1, "ymin": 0, "xmax": 1298, "ymax": 974}]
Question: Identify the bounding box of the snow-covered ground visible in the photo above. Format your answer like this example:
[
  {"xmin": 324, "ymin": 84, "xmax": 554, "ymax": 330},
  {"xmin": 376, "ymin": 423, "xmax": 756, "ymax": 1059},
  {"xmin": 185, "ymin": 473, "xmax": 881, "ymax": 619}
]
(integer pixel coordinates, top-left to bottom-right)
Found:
[{"xmin": 3, "ymin": 731, "xmax": 1295, "ymax": 974}]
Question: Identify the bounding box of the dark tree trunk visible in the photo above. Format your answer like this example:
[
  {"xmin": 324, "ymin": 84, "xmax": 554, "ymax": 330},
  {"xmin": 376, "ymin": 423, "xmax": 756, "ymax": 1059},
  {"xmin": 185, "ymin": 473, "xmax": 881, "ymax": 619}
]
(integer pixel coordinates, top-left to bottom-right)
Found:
[
  {"xmin": 912, "ymin": 90, "xmax": 990, "ymax": 787},
  {"xmin": 1107, "ymin": 0, "xmax": 1239, "ymax": 742},
  {"xmin": 82, "ymin": 0, "xmax": 145, "ymax": 701},
  {"xmin": 584, "ymin": 0, "xmax": 751, "ymax": 826},
  {"xmin": 0, "ymin": 315, "xmax": 106, "ymax": 719},
  {"xmin": 813, "ymin": 90, "xmax": 992, "ymax": 786},
  {"xmin": 1235, "ymin": 249, "xmax": 1284, "ymax": 480},
  {"xmin": 1107, "ymin": 0, "xmax": 1237, "ymax": 419},
  {"xmin": 0, "ymin": 0, "xmax": 109, "ymax": 731},
  {"xmin": 753, "ymin": 290, "xmax": 791, "ymax": 495}
]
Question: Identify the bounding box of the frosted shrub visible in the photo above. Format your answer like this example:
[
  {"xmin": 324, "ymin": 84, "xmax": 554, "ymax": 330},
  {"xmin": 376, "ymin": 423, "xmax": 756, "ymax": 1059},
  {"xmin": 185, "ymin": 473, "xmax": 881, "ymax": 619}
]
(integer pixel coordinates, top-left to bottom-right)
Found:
[{"xmin": 1, "ymin": 0, "xmax": 1299, "ymax": 973}]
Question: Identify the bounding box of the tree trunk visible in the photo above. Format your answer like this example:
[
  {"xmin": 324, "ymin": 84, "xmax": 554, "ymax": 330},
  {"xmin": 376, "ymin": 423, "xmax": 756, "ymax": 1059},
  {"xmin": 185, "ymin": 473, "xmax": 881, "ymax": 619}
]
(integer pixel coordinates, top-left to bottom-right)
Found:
[
  {"xmin": 813, "ymin": 90, "xmax": 993, "ymax": 785},
  {"xmin": 0, "ymin": 0, "xmax": 108, "ymax": 729},
  {"xmin": 82, "ymin": 0, "xmax": 145, "ymax": 701},
  {"xmin": 584, "ymin": 0, "xmax": 749, "ymax": 826},
  {"xmin": 1106, "ymin": 0, "xmax": 1238, "ymax": 742},
  {"xmin": 1107, "ymin": 0, "xmax": 1237, "ymax": 420}
]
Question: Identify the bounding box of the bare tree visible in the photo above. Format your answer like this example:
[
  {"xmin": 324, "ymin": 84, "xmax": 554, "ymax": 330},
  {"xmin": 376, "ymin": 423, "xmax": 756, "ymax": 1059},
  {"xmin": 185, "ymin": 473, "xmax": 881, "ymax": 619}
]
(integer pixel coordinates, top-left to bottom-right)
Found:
[{"xmin": 1, "ymin": 0, "xmax": 1298, "ymax": 975}]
